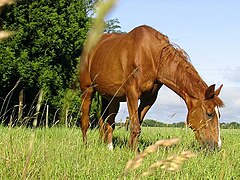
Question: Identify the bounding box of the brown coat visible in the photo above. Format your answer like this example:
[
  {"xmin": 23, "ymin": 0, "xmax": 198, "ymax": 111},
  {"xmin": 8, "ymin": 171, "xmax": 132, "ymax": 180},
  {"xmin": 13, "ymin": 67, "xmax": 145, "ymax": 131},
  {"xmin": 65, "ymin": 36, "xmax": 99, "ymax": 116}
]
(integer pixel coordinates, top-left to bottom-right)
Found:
[{"xmin": 79, "ymin": 25, "xmax": 223, "ymax": 150}]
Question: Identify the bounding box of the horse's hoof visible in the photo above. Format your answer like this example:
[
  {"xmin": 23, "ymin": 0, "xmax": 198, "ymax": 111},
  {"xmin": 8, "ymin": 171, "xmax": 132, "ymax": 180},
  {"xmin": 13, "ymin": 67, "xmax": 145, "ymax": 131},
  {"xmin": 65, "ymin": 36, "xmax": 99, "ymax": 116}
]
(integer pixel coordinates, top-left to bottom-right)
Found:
[{"xmin": 108, "ymin": 142, "xmax": 113, "ymax": 151}]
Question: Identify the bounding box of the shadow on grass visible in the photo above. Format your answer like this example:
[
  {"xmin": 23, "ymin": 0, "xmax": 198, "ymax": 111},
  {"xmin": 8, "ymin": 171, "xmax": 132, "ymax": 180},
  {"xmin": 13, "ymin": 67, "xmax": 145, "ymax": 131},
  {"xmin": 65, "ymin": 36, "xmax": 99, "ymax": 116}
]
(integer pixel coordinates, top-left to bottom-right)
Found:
[
  {"xmin": 112, "ymin": 134, "xmax": 179, "ymax": 152},
  {"xmin": 112, "ymin": 135, "xmax": 129, "ymax": 149},
  {"xmin": 96, "ymin": 127, "xmax": 211, "ymax": 153}
]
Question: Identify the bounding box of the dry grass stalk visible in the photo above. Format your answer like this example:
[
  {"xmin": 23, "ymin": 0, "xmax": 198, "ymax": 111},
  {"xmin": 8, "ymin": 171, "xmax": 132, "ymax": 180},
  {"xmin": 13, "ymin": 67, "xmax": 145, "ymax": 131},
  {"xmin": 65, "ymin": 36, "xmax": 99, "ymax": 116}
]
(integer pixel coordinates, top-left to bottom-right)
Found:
[
  {"xmin": 137, "ymin": 150, "xmax": 195, "ymax": 179},
  {"xmin": 0, "ymin": 0, "xmax": 17, "ymax": 39},
  {"xmin": 0, "ymin": 0, "xmax": 16, "ymax": 7},
  {"xmin": 0, "ymin": 31, "xmax": 15, "ymax": 40},
  {"xmin": 83, "ymin": 0, "xmax": 117, "ymax": 54},
  {"xmin": 78, "ymin": 0, "xmax": 117, "ymax": 105},
  {"xmin": 22, "ymin": 90, "xmax": 43, "ymax": 179},
  {"xmin": 78, "ymin": 0, "xmax": 117, "ymax": 129},
  {"xmin": 22, "ymin": 133, "xmax": 35, "ymax": 180},
  {"xmin": 33, "ymin": 89, "xmax": 43, "ymax": 127},
  {"xmin": 0, "ymin": 78, "xmax": 22, "ymax": 121},
  {"xmin": 118, "ymin": 138, "xmax": 180, "ymax": 179}
]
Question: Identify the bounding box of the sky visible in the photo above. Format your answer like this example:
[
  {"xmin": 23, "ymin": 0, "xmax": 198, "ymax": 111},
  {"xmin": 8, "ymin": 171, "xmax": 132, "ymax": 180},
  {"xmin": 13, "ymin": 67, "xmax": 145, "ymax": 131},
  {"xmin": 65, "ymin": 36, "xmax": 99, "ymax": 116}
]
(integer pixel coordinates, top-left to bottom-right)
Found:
[{"xmin": 106, "ymin": 0, "xmax": 240, "ymax": 123}]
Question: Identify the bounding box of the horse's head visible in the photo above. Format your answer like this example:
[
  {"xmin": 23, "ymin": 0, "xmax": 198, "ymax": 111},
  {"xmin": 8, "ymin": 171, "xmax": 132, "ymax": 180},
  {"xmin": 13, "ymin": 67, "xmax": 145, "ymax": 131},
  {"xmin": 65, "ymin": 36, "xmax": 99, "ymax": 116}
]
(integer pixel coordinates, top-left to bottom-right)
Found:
[{"xmin": 187, "ymin": 84, "xmax": 224, "ymax": 150}]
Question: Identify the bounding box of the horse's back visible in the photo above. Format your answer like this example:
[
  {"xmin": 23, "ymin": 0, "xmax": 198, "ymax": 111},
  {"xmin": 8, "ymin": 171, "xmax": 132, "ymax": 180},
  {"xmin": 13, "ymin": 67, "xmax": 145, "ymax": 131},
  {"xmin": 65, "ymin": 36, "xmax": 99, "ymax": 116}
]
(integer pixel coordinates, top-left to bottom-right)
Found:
[
  {"xmin": 80, "ymin": 25, "xmax": 166, "ymax": 98},
  {"xmin": 88, "ymin": 25, "xmax": 159, "ymax": 76}
]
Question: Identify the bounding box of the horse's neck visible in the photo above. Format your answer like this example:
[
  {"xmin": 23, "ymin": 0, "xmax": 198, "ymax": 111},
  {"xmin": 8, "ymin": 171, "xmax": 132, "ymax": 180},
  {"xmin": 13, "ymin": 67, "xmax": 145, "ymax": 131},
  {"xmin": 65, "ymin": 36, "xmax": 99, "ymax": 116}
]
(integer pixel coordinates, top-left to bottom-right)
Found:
[{"xmin": 157, "ymin": 47, "xmax": 208, "ymax": 110}]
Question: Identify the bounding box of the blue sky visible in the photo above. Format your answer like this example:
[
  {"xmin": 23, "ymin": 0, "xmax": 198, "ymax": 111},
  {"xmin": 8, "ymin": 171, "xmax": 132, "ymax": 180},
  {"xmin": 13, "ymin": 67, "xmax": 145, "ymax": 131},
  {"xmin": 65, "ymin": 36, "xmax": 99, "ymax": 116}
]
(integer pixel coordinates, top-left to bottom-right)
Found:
[{"xmin": 106, "ymin": 0, "xmax": 240, "ymax": 123}]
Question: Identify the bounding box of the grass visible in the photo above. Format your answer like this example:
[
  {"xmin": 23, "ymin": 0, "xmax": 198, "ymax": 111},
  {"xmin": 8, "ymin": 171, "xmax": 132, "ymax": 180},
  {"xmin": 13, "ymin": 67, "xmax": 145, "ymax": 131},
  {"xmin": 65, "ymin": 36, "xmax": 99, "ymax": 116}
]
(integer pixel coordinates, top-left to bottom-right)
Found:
[
  {"xmin": 0, "ymin": 126, "xmax": 239, "ymax": 179},
  {"xmin": 1, "ymin": 0, "xmax": 239, "ymax": 179}
]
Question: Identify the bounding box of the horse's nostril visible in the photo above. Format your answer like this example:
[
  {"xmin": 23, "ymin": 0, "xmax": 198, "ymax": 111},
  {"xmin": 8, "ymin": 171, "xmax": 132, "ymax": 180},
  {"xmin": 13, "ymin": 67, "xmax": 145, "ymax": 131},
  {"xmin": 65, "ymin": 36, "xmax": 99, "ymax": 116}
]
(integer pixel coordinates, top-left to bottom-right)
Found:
[{"xmin": 207, "ymin": 112, "xmax": 213, "ymax": 119}]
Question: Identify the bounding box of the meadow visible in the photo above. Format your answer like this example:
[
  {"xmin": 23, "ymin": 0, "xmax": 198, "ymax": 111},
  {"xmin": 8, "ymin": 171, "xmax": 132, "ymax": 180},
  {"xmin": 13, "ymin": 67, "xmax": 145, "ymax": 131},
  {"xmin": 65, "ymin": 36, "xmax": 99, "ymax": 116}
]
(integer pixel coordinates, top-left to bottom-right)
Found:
[
  {"xmin": 1, "ymin": 1, "xmax": 239, "ymax": 179},
  {"xmin": 0, "ymin": 125, "xmax": 239, "ymax": 179}
]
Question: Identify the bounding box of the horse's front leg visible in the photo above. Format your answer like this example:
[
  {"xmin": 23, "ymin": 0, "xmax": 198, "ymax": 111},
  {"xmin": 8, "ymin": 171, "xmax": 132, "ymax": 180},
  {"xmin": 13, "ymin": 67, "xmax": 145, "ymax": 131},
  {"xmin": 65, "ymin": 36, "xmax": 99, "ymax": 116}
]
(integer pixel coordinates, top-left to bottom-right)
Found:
[{"xmin": 126, "ymin": 86, "xmax": 141, "ymax": 151}]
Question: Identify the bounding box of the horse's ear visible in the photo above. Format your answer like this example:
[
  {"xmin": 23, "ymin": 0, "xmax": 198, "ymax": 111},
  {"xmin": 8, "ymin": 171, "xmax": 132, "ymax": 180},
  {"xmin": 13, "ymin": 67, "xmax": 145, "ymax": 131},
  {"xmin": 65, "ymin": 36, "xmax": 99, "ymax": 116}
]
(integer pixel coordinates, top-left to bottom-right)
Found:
[
  {"xmin": 205, "ymin": 84, "xmax": 216, "ymax": 99},
  {"xmin": 215, "ymin": 84, "xmax": 223, "ymax": 96}
]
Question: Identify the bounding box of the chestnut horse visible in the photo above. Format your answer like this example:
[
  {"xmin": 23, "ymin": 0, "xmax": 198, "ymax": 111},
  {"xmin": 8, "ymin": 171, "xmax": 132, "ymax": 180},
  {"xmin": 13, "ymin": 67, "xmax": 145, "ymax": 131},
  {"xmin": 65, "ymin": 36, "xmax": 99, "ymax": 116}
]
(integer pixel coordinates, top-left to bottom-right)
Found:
[{"xmin": 79, "ymin": 25, "xmax": 223, "ymax": 150}]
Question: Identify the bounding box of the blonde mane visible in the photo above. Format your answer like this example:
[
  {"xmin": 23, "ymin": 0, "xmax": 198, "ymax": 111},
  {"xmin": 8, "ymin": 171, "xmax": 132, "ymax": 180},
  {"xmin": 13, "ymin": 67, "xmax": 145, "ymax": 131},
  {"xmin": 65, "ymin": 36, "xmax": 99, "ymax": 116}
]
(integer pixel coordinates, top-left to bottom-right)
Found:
[{"xmin": 171, "ymin": 43, "xmax": 191, "ymax": 62}]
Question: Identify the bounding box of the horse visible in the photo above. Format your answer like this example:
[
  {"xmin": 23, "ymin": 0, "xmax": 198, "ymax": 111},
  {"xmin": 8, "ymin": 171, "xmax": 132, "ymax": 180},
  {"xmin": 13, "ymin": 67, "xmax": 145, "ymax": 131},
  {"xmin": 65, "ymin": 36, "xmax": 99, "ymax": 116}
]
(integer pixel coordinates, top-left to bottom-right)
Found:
[{"xmin": 79, "ymin": 25, "xmax": 224, "ymax": 151}]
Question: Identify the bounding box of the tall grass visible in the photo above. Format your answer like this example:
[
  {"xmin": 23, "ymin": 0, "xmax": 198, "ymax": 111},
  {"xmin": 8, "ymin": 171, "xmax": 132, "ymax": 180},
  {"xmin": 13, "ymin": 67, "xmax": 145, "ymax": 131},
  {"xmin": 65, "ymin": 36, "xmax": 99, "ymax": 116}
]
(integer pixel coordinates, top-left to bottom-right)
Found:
[
  {"xmin": 0, "ymin": 126, "xmax": 239, "ymax": 179},
  {"xmin": 1, "ymin": 0, "xmax": 239, "ymax": 179}
]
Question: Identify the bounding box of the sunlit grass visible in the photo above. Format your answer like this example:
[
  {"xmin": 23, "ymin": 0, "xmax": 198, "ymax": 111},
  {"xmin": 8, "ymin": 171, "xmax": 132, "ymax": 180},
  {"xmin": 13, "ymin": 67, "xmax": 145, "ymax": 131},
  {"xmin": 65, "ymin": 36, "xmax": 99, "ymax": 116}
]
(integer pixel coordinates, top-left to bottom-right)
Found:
[{"xmin": 0, "ymin": 126, "xmax": 239, "ymax": 179}]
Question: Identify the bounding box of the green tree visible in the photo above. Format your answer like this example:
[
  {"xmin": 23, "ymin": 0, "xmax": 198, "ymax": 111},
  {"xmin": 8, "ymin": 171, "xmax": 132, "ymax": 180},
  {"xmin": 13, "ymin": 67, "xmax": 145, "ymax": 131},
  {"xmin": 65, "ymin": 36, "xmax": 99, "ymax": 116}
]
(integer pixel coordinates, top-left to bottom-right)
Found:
[
  {"xmin": 104, "ymin": 18, "xmax": 125, "ymax": 33},
  {"xmin": 0, "ymin": 0, "xmax": 95, "ymax": 125}
]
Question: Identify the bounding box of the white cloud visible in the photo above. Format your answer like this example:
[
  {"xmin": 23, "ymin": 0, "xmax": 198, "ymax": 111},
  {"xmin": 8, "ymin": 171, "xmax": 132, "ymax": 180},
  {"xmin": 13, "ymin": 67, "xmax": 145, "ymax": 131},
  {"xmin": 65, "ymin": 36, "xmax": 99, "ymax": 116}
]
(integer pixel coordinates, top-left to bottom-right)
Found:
[
  {"xmin": 223, "ymin": 66, "xmax": 240, "ymax": 84},
  {"xmin": 220, "ymin": 87, "xmax": 240, "ymax": 122}
]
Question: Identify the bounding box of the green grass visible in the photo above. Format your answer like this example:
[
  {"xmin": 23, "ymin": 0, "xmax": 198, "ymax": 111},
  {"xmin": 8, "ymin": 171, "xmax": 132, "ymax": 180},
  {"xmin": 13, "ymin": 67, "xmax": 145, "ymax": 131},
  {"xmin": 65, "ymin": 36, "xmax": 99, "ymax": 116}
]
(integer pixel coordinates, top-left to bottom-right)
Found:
[{"xmin": 0, "ymin": 126, "xmax": 239, "ymax": 179}]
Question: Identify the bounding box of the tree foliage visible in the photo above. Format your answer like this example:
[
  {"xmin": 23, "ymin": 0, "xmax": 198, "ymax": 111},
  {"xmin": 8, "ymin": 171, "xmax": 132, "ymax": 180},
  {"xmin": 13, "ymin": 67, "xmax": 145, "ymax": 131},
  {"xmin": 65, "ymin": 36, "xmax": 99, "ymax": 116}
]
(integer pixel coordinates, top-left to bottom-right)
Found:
[
  {"xmin": 141, "ymin": 119, "xmax": 186, "ymax": 128},
  {"xmin": 0, "ymin": 0, "xmax": 95, "ymax": 125},
  {"xmin": 104, "ymin": 18, "xmax": 125, "ymax": 33},
  {"xmin": 221, "ymin": 122, "xmax": 240, "ymax": 129}
]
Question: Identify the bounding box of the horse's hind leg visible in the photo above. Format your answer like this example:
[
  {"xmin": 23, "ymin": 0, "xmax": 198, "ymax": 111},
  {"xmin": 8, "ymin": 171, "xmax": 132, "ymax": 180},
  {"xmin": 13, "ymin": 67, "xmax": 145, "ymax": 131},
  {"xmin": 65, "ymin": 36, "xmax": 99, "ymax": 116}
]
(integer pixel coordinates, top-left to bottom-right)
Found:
[
  {"xmin": 80, "ymin": 86, "xmax": 94, "ymax": 144},
  {"xmin": 100, "ymin": 98, "xmax": 120, "ymax": 150}
]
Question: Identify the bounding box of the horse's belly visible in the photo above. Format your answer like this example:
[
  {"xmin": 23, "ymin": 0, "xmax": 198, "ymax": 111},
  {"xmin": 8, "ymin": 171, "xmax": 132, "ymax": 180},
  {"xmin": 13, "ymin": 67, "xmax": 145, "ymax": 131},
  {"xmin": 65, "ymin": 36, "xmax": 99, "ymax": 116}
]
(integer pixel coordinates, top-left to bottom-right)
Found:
[{"xmin": 90, "ymin": 71, "xmax": 126, "ymax": 99}]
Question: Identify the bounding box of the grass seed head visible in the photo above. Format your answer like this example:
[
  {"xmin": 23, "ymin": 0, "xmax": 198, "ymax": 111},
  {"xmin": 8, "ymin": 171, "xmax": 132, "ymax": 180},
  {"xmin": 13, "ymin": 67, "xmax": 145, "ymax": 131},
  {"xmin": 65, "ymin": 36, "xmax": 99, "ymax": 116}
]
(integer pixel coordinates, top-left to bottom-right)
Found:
[
  {"xmin": 0, "ymin": 30, "xmax": 15, "ymax": 40},
  {"xmin": 120, "ymin": 138, "xmax": 184, "ymax": 179},
  {"xmin": 0, "ymin": 0, "xmax": 17, "ymax": 7}
]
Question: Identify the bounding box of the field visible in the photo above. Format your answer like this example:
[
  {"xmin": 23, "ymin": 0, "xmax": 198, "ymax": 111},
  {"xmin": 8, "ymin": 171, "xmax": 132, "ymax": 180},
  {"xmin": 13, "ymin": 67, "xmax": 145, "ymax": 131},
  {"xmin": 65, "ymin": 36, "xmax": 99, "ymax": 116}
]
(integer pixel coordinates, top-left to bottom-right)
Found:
[{"xmin": 0, "ymin": 126, "xmax": 240, "ymax": 180}]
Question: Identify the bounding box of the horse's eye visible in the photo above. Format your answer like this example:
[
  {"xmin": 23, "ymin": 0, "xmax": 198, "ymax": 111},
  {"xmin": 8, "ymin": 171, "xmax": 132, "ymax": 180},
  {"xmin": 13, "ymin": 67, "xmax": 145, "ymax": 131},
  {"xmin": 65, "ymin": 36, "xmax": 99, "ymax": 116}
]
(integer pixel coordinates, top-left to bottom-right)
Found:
[{"xmin": 207, "ymin": 112, "xmax": 214, "ymax": 119}]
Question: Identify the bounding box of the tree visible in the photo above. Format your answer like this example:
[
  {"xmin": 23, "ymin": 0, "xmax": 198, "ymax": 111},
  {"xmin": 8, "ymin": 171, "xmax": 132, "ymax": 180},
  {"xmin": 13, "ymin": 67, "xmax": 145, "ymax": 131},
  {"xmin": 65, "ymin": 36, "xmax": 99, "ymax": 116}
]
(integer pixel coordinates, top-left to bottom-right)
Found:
[
  {"xmin": 0, "ymin": 0, "xmax": 95, "ymax": 125},
  {"xmin": 104, "ymin": 18, "xmax": 125, "ymax": 33}
]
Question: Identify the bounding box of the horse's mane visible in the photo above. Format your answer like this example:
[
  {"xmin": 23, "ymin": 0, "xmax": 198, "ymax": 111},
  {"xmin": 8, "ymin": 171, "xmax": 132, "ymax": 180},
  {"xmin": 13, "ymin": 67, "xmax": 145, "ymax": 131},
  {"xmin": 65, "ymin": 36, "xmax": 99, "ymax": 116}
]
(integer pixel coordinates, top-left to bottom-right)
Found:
[
  {"xmin": 156, "ymin": 34, "xmax": 208, "ymax": 99},
  {"xmin": 171, "ymin": 43, "xmax": 191, "ymax": 62},
  {"xmin": 158, "ymin": 34, "xmax": 224, "ymax": 107}
]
